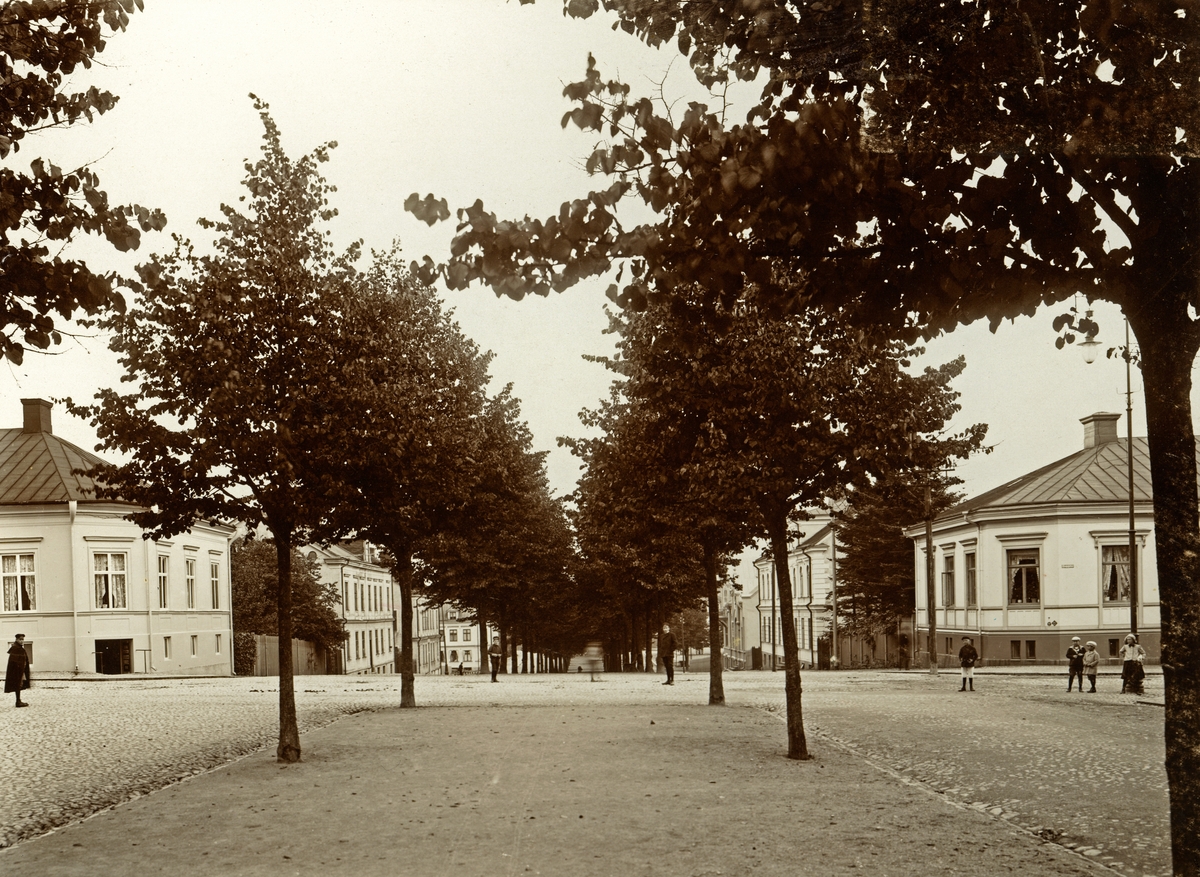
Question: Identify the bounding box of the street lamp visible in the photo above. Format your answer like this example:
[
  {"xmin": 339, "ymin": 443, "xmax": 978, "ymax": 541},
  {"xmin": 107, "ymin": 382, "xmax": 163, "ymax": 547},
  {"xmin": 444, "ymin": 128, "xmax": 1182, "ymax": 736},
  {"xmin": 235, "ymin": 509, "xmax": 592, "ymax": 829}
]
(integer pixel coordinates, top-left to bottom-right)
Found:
[{"xmin": 1082, "ymin": 315, "xmax": 1138, "ymax": 635}]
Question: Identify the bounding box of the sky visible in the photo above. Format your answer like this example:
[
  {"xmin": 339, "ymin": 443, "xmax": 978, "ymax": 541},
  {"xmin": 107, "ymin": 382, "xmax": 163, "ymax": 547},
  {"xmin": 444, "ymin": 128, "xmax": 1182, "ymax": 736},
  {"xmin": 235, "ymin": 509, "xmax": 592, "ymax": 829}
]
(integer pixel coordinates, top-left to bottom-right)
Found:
[{"xmin": 1, "ymin": 1, "xmax": 1177, "ymax": 574}]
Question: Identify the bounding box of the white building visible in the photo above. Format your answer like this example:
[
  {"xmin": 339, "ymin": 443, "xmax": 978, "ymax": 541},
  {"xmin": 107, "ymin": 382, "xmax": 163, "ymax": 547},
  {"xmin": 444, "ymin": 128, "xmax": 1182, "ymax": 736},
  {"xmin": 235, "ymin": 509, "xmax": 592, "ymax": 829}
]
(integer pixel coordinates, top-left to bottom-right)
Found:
[
  {"xmin": 0, "ymin": 399, "xmax": 235, "ymax": 675},
  {"xmin": 440, "ymin": 606, "xmax": 498, "ymax": 675},
  {"xmin": 306, "ymin": 541, "xmax": 395, "ymax": 675},
  {"xmin": 906, "ymin": 413, "xmax": 1159, "ymax": 666},
  {"xmin": 750, "ymin": 517, "xmax": 834, "ymax": 669}
]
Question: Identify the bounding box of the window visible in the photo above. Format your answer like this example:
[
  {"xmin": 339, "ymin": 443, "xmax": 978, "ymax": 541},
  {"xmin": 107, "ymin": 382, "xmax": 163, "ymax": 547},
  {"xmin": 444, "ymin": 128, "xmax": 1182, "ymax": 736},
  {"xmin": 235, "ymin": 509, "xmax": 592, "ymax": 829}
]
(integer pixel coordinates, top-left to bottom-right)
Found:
[
  {"xmin": 185, "ymin": 558, "xmax": 196, "ymax": 609},
  {"xmin": 210, "ymin": 562, "xmax": 220, "ymax": 609},
  {"xmin": 164, "ymin": 636, "xmax": 172, "ymax": 658},
  {"xmin": 964, "ymin": 552, "xmax": 977, "ymax": 607},
  {"xmin": 2, "ymin": 553, "xmax": 36, "ymax": 612},
  {"xmin": 463, "ymin": 629, "xmax": 471, "ymax": 642},
  {"xmin": 1109, "ymin": 638, "xmax": 1120, "ymax": 658},
  {"xmin": 94, "ymin": 553, "xmax": 128, "ymax": 609},
  {"xmin": 215, "ymin": 634, "xmax": 222, "ymax": 654},
  {"xmin": 1007, "ymin": 549, "xmax": 1041, "ymax": 604},
  {"xmin": 1025, "ymin": 640, "xmax": 1037, "ymax": 659},
  {"xmin": 449, "ymin": 630, "xmax": 457, "ymax": 642},
  {"xmin": 156, "ymin": 556, "xmax": 169, "ymax": 609},
  {"xmin": 190, "ymin": 635, "xmax": 198, "ymax": 657},
  {"xmin": 464, "ymin": 650, "xmax": 472, "ymax": 662},
  {"xmin": 1010, "ymin": 640, "xmax": 1021, "ymax": 660},
  {"xmin": 450, "ymin": 650, "xmax": 458, "ymax": 662},
  {"xmin": 1102, "ymin": 545, "xmax": 1132, "ymax": 603},
  {"xmin": 942, "ymin": 554, "xmax": 956, "ymax": 607},
  {"xmin": 945, "ymin": 637, "xmax": 953, "ymax": 656}
]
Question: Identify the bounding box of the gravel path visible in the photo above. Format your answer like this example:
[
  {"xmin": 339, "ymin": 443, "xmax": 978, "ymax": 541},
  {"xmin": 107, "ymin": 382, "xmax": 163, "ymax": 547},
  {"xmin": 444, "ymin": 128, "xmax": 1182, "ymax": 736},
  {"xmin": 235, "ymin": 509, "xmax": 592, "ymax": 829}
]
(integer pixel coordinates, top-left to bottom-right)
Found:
[{"xmin": 0, "ymin": 669, "xmax": 1170, "ymax": 875}]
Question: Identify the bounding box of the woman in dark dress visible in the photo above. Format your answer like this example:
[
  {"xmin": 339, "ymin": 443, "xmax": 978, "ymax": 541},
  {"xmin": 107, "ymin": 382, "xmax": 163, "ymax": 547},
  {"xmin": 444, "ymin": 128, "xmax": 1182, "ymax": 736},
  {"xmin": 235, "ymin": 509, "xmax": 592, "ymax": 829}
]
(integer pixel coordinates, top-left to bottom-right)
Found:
[{"xmin": 5, "ymin": 633, "xmax": 30, "ymax": 707}]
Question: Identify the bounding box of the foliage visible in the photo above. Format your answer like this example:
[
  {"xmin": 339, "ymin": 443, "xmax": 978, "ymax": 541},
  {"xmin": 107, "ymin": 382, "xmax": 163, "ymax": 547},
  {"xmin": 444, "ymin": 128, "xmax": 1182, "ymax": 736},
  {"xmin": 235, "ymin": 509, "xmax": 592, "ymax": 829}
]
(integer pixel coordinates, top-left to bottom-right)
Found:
[
  {"xmin": 419, "ymin": 385, "xmax": 581, "ymax": 664},
  {"xmin": 407, "ymin": 7, "xmax": 1200, "ymax": 860},
  {"xmin": 834, "ymin": 471, "xmax": 962, "ymax": 639},
  {"xmin": 232, "ymin": 631, "xmax": 256, "ymax": 677},
  {"xmin": 323, "ymin": 246, "xmax": 494, "ymax": 706},
  {"xmin": 67, "ymin": 98, "xmax": 360, "ymax": 762},
  {"xmin": 0, "ymin": 0, "xmax": 165, "ymax": 363},
  {"xmin": 231, "ymin": 538, "xmax": 345, "ymax": 651},
  {"xmin": 610, "ymin": 286, "xmax": 984, "ymax": 757}
]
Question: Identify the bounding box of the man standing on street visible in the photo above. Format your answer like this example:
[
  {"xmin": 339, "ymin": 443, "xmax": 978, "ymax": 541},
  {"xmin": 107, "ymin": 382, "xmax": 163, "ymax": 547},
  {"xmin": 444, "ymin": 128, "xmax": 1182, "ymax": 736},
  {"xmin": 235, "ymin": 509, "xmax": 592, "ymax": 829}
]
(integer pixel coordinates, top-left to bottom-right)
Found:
[
  {"xmin": 488, "ymin": 636, "xmax": 502, "ymax": 683},
  {"xmin": 6, "ymin": 633, "xmax": 30, "ymax": 707},
  {"xmin": 658, "ymin": 624, "xmax": 677, "ymax": 685},
  {"xmin": 1066, "ymin": 637, "xmax": 1086, "ymax": 692},
  {"xmin": 958, "ymin": 636, "xmax": 977, "ymax": 692}
]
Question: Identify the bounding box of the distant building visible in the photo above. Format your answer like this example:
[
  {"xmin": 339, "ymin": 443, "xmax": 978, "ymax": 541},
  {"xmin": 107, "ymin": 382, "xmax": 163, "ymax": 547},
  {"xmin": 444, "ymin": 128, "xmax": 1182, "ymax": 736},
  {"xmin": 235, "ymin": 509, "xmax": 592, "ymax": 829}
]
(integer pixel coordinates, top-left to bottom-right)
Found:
[
  {"xmin": 440, "ymin": 606, "xmax": 496, "ymax": 675},
  {"xmin": 306, "ymin": 542, "xmax": 394, "ymax": 675},
  {"xmin": 0, "ymin": 399, "xmax": 235, "ymax": 675},
  {"xmin": 751, "ymin": 517, "xmax": 833, "ymax": 669},
  {"xmin": 906, "ymin": 413, "xmax": 1159, "ymax": 666}
]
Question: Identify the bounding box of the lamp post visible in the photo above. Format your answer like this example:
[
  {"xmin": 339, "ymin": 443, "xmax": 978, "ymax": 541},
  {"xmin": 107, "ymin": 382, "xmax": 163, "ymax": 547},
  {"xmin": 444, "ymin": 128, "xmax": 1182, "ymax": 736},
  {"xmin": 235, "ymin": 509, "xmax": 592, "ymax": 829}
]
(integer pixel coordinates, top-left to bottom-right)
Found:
[{"xmin": 1080, "ymin": 315, "xmax": 1138, "ymax": 635}]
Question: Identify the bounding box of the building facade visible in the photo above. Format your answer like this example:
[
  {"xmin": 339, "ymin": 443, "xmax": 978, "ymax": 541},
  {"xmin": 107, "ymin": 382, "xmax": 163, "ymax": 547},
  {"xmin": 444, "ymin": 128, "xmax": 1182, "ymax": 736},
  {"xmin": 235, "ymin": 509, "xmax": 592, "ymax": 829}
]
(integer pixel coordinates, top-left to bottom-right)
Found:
[
  {"xmin": 906, "ymin": 413, "xmax": 1160, "ymax": 667},
  {"xmin": 751, "ymin": 518, "xmax": 833, "ymax": 669},
  {"xmin": 1, "ymin": 399, "xmax": 235, "ymax": 675},
  {"xmin": 306, "ymin": 542, "xmax": 395, "ymax": 675}
]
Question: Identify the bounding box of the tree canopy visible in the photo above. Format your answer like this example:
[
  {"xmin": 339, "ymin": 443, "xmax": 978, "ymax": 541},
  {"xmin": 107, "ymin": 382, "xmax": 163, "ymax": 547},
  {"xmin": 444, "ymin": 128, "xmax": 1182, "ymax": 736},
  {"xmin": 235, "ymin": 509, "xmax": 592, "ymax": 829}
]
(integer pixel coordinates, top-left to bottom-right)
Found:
[
  {"xmin": 68, "ymin": 98, "xmax": 360, "ymax": 763},
  {"xmin": 0, "ymin": 0, "xmax": 165, "ymax": 363},
  {"xmin": 232, "ymin": 537, "xmax": 345, "ymax": 652},
  {"xmin": 407, "ymin": 5, "xmax": 1200, "ymax": 865}
]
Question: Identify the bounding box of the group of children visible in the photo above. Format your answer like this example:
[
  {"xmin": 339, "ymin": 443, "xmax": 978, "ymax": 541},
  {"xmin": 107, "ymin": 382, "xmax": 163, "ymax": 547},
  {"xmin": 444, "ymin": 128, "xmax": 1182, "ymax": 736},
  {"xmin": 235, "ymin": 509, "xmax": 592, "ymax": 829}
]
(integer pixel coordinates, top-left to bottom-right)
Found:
[{"xmin": 955, "ymin": 633, "xmax": 1147, "ymax": 695}]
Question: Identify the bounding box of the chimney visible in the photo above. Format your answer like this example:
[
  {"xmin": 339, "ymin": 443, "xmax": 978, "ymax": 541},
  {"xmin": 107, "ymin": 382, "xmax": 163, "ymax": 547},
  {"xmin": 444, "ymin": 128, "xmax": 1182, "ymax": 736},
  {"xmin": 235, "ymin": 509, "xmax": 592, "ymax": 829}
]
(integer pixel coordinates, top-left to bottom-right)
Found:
[
  {"xmin": 1081, "ymin": 412, "xmax": 1120, "ymax": 449},
  {"xmin": 21, "ymin": 398, "xmax": 53, "ymax": 434}
]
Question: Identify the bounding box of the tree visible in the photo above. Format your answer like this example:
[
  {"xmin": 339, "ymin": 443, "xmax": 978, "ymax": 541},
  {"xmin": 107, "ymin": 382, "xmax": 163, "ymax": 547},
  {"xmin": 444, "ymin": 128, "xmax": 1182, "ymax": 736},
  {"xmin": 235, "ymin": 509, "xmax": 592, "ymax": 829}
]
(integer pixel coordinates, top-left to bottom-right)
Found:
[
  {"xmin": 597, "ymin": 285, "xmax": 983, "ymax": 759},
  {"xmin": 834, "ymin": 470, "xmax": 962, "ymax": 647},
  {"xmin": 566, "ymin": 313, "xmax": 755, "ymax": 701},
  {"xmin": 566, "ymin": 390, "xmax": 719, "ymax": 678},
  {"xmin": 325, "ymin": 246, "xmax": 493, "ymax": 707},
  {"xmin": 67, "ymin": 98, "xmax": 359, "ymax": 763},
  {"xmin": 231, "ymin": 537, "xmax": 345, "ymax": 652},
  {"xmin": 408, "ymin": 7, "xmax": 1200, "ymax": 865},
  {"xmin": 419, "ymin": 386, "xmax": 577, "ymax": 676},
  {"xmin": 0, "ymin": 0, "xmax": 165, "ymax": 363}
]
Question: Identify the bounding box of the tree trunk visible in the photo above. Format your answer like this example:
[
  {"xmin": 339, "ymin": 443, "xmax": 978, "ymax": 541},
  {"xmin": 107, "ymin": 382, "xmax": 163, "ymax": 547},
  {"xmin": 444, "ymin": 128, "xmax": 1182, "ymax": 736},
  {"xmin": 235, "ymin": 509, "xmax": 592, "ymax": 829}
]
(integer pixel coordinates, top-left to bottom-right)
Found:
[
  {"xmin": 499, "ymin": 619, "xmax": 508, "ymax": 675},
  {"xmin": 766, "ymin": 507, "xmax": 810, "ymax": 760},
  {"xmin": 704, "ymin": 544, "xmax": 725, "ymax": 705},
  {"xmin": 521, "ymin": 625, "xmax": 529, "ymax": 673},
  {"xmin": 394, "ymin": 551, "xmax": 416, "ymax": 707},
  {"xmin": 1131, "ymin": 308, "xmax": 1200, "ymax": 875},
  {"xmin": 645, "ymin": 610, "xmax": 653, "ymax": 673},
  {"xmin": 274, "ymin": 531, "xmax": 301, "ymax": 762},
  {"xmin": 479, "ymin": 616, "xmax": 488, "ymax": 674}
]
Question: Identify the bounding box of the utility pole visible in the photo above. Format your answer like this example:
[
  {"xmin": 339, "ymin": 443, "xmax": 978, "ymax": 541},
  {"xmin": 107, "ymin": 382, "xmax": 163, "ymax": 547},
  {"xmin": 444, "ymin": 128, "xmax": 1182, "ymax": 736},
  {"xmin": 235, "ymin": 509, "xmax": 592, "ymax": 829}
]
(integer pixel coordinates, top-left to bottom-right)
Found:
[
  {"xmin": 1125, "ymin": 318, "xmax": 1138, "ymax": 636},
  {"xmin": 926, "ymin": 480, "xmax": 939, "ymax": 675}
]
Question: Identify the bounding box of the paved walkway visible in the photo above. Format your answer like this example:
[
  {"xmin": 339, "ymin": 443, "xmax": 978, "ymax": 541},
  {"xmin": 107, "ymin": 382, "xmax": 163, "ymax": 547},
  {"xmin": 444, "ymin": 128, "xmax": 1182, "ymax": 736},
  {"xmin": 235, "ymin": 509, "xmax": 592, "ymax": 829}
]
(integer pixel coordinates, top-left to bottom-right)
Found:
[{"xmin": 0, "ymin": 670, "xmax": 1169, "ymax": 876}]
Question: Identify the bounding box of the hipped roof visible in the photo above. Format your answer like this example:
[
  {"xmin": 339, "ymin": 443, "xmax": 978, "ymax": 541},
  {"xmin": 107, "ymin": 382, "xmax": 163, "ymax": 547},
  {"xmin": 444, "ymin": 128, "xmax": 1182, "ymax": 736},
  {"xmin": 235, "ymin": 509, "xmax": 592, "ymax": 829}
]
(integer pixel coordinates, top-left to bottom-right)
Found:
[
  {"xmin": 938, "ymin": 437, "xmax": 1163, "ymax": 523},
  {"xmin": 0, "ymin": 427, "xmax": 109, "ymax": 505}
]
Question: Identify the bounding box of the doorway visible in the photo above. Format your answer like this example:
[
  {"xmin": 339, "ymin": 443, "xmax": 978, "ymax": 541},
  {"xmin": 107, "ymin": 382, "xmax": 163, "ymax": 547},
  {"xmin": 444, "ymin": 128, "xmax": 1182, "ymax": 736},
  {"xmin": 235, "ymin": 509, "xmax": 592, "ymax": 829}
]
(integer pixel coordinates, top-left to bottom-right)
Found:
[{"xmin": 95, "ymin": 638, "xmax": 132, "ymax": 674}]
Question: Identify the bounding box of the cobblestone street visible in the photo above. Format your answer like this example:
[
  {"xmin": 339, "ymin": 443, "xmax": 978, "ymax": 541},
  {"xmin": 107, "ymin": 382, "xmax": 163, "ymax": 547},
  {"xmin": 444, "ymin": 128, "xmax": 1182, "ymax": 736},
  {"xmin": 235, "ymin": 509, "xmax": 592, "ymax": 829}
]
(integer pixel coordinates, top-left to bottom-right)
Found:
[{"xmin": 0, "ymin": 668, "xmax": 1169, "ymax": 875}]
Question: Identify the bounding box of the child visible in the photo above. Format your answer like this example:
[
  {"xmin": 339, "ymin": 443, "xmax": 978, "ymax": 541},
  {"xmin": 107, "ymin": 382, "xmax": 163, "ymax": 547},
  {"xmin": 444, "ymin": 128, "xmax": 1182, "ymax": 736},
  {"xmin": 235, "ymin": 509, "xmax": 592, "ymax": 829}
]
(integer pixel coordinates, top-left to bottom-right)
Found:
[
  {"xmin": 958, "ymin": 636, "xmax": 978, "ymax": 691},
  {"xmin": 1082, "ymin": 641, "xmax": 1100, "ymax": 692}
]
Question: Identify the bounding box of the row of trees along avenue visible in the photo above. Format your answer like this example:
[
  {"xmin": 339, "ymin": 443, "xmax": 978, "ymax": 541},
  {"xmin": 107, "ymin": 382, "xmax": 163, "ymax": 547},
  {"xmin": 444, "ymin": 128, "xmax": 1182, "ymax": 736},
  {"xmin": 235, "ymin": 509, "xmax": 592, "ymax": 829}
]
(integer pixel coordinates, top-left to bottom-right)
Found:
[
  {"xmin": 566, "ymin": 283, "xmax": 983, "ymax": 756},
  {"xmin": 406, "ymin": 2, "xmax": 1200, "ymax": 869},
  {"xmin": 66, "ymin": 98, "xmax": 561, "ymax": 761}
]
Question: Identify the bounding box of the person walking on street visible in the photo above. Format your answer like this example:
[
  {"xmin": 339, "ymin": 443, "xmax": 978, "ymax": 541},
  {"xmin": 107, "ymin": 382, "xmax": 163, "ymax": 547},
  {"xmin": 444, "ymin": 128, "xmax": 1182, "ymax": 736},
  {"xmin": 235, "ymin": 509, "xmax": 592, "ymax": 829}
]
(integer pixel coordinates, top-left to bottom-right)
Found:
[
  {"xmin": 488, "ymin": 636, "xmax": 502, "ymax": 683},
  {"xmin": 5, "ymin": 633, "xmax": 30, "ymax": 707},
  {"xmin": 658, "ymin": 625, "xmax": 677, "ymax": 685},
  {"xmin": 584, "ymin": 641, "xmax": 604, "ymax": 681},
  {"xmin": 1066, "ymin": 637, "xmax": 1086, "ymax": 692},
  {"xmin": 1083, "ymin": 641, "xmax": 1100, "ymax": 692},
  {"xmin": 958, "ymin": 636, "xmax": 978, "ymax": 691},
  {"xmin": 1119, "ymin": 633, "xmax": 1146, "ymax": 695}
]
